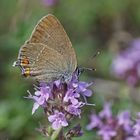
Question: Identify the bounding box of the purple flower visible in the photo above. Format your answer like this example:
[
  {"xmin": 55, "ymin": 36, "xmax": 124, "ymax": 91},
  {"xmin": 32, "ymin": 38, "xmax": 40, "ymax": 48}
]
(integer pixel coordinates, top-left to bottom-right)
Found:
[
  {"xmin": 133, "ymin": 120, "xmax": 140, "ymax": 136},
  {"xmin": 66, "ymin": 102, "xmax": 84, "ymax": 117},
  {"xmin": 86, "ymin": 114, "xmax": 101, "ymax": 130},
  {"xmin": 27, "ymin": 71, "xmax": 93, "ymax": 132},
  {"xmin": 42, "ymin": 0, "xmax": 57, "ymax": 6},
  {"xmin": 54, "ymin": 79, "xmax": 61, "ymax": 88},
  {"xmin": 73, "ymin": 81, "xmax": 93, "ymax": 97},
  {"xmin": 112, "ymin": 57, "xmax": 134, "ymax": 77},
  {"xmin": 111, "ymin": 38, "xmax": 140, "ymax": 86},
  {"xmin": 133, "ymin": 113, "xmax": 140, "ymax": 137},
  {"xmin": 63, "ymin": 89, "xmax": 80, "ymax": 105},
  {"xmin": 99, "ymin": 102, "xmax": 112, "ymax": 119},
  {"xmin": 97, "ymin": 125, "xmax": 117, "ymax": 140},
  {"xmin": 28, "ymin": 84, "xmax": 51, "ymax": 114},
  {"xmin": 117, "ymin": 111, "xmax": 132, "ymax": 134},
  {"xmin": 48, "ymin": 111, "xmax": 68, "ymax": 130},
  {"xmin": 69, "ymin": 72, "xmax": 93, "ymax": 97},
  {"xmin": 126, "ymin": 136, "xmax": 140, "ymax": 140},
  {"xmin": 87, "ymin": 103, "xmax": 140, "ymax": 140}
]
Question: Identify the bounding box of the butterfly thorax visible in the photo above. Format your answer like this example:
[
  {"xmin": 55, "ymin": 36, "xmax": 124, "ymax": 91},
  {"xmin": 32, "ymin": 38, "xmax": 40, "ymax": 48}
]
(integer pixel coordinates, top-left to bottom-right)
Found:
[{"xmin": 60, "ymin": 71, "xmax": 73, "ymax": 83}]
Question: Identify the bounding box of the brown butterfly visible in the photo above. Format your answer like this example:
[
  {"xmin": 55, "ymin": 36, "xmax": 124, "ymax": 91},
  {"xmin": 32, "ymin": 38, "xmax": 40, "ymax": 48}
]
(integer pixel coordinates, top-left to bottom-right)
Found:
[{"xmin": 13, "ymin": 14, "xmax": 77, "ymax": 83}]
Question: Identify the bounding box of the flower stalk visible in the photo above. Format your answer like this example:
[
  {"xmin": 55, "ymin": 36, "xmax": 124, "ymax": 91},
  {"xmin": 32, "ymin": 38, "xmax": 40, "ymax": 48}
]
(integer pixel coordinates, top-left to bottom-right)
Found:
[{"xmin": 51, "ymin": 127, "xmax": 63, "ymax": 140}]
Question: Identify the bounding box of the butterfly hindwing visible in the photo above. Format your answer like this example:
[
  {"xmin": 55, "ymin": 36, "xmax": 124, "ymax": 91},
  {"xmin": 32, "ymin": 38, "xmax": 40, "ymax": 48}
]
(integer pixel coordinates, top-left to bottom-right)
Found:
[{"xmin": 16, "ymin": 43, "xmax": 68, "ymax": 82}]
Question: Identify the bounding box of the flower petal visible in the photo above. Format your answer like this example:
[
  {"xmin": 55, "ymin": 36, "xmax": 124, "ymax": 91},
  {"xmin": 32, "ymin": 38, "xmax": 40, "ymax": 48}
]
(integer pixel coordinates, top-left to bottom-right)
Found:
[
  {"xmin": 32, "ymin": 103, "xmax": 39, "ymax": 114},
  {"xmin": 48, "ymin": 115, "xmax": 56, "ymax": 122},
  {"xmin": 52, "ymin": 121, "xmax": 61, "ymax": 130},
  {"xmin": 61, "ymin": 120, "xmax": 68, "ymax": 127},
  {"xmin": 34, "ymin": 91, "xmax": 41, "ymax": 96},
  {"xmin": 83, "ymin": 89, "xmax": 92, "ymax": 97}
]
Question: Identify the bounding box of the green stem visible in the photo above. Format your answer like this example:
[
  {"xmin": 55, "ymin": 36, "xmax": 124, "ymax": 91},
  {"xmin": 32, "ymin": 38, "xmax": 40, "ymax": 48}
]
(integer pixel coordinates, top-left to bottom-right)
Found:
[{"xmin": 50, "ymin": 127, "xmax": 64, "ymax": 140}]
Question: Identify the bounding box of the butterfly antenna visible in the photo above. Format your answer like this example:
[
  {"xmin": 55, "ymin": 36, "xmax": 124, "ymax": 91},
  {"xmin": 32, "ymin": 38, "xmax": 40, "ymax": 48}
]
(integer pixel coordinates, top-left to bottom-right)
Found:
[
  {"xmin": 77, "ymin": 50, "xmax": 101, "ymax": 76},
  {"xmin": 85, "ymin": 50, "xmax": 101, "ymax": 70},
  {"xmin": 92, "ymin": 50, "xmax": 100, "ymax": 59},
  {"xmin": 77, "ymin": 67, "xmax": 96, "ymax": 76},
  {"xmin": 80, "ymin": 67, "xmax": 96, "ymax": 72}
]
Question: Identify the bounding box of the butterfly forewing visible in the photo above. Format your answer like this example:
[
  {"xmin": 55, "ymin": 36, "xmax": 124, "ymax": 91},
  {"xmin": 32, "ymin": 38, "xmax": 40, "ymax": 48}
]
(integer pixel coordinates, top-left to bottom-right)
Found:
[{"xmin": 26, "ymin": 14, "xmax": 77, "ymax": 72}]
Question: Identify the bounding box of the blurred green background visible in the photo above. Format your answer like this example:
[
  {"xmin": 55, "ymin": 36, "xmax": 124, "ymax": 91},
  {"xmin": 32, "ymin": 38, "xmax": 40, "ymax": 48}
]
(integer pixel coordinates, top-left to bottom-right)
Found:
[{"xmin": 1, "ymin": 0, "xmax": 140, "ymax": 139}]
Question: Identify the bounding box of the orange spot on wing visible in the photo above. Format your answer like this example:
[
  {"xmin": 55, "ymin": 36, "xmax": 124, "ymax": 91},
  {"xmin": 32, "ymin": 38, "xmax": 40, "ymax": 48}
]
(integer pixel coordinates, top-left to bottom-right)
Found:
[
  {"xmin": 23, "ymin": 67, "xmax": 30, "ymax": 77},
  {"xmin": 21, "ymin": 58, "xmax": 29, "ymax": 66}
]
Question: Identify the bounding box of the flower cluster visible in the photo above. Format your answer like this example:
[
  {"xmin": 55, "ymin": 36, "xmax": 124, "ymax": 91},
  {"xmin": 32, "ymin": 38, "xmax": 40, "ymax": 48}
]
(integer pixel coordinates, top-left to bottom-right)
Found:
[
  {"xmin": 87, "ymin": 102, "xmax": 140, "ymax": 140},
  {"xmin": 111, "ymin": 38, "xmax": 140, "ymax": 86},
  {"xmin": 27, "ymin": 71, "xmax": 93, "ymax": 136}
]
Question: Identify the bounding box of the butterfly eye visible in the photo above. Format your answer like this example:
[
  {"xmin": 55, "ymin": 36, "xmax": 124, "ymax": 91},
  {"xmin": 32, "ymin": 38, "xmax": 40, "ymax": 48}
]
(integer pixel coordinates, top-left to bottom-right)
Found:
[{"xmin": 76, "ymin": 67, "xmax": 83, "ymax": 76}]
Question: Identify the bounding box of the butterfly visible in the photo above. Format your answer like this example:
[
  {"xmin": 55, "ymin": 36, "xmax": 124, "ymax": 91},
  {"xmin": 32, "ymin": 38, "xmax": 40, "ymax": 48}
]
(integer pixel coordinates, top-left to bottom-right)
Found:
[{"xmin": 13, "ymin": 14, "xmax": 77, "ymax": 83}]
